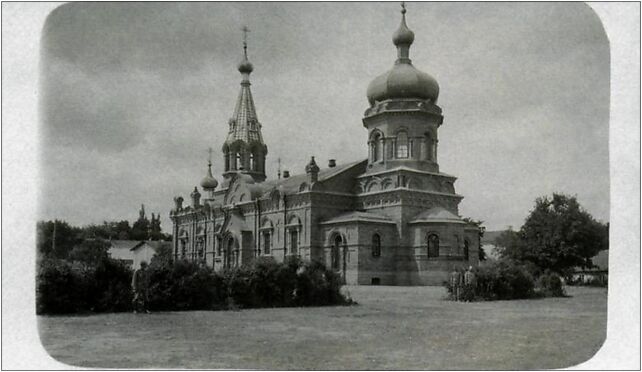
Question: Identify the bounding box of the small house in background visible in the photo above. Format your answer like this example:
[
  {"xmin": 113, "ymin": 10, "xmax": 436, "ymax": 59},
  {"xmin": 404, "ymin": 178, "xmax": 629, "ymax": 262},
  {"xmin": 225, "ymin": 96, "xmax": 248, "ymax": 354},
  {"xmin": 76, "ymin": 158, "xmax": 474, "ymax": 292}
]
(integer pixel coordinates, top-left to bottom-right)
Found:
[
  {"xmin": 132, "ymin": 241, "xmax": 171, "ymax": 269},
  {"xmin": 107, "ymin": 240, "xmax": 139, "ymax": 268},
  {"xmin": 570, "ymin": 250, "xmax": 609, "ymax": 285},
  {"xmin": 480, "ymin": 230, "xmax": 505, "ymax": 260},
  {"xmin": 108, "ymin": 240, "xmax": 171, "ymax": 269}
]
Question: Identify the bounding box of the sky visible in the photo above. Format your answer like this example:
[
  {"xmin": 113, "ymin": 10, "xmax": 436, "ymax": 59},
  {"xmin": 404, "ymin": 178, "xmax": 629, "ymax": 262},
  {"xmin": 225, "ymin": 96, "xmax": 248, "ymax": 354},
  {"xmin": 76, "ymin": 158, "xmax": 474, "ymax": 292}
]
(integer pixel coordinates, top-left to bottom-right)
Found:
[{"xmin": 38, "ymin": 2, "xmax": 610, "ymax": 232}]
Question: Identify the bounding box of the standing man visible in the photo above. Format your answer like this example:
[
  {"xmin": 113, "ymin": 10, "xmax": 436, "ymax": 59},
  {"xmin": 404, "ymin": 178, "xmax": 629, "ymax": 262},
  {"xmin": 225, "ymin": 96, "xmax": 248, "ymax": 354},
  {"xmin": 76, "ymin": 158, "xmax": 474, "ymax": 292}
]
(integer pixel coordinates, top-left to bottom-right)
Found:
[
  {"xmin": 132, "ymin": 261, "xmax": 150, "ymax": 313},
  {"xmin": 450, "ymin": 267, "xmax": 462, "ymax": 301},
  {"xmin": 464, "ymin": 266, "xmax": 477, "ymax": 301}
]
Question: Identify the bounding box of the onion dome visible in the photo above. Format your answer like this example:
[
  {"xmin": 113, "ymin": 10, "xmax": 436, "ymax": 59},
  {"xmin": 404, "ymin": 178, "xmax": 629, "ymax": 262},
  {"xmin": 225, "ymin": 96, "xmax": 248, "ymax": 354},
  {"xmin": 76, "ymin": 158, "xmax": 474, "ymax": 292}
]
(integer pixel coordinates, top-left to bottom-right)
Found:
[
  {"xmin": 190, "ymin": 186, "xmax": 201, "ymax": 199},
  {"xmin": 238, "ymin": 26, "xmax": 254, "ymax": 75},
  {"xmin": 238, "ymin": 55, "xmax": 253, "ymax": 74},
  {"xmin": 200, "ymin": 161, "xmax": 219, "ymax": 190},
  {"xmin": 392, "ymin": 5, "xmax": 414, "ymax": 46},
  {"xmin": 366, "ymin": 4, "xmax": 440, "ymax": 106}
]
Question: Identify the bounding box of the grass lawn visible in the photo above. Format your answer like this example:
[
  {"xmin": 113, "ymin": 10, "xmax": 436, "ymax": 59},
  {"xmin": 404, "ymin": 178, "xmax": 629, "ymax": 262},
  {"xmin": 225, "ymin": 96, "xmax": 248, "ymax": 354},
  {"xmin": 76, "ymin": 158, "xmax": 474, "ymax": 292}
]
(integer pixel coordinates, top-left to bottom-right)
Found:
[{"xmin": 38, "ymin": 285, "xmax": 606, "ymax": 369}]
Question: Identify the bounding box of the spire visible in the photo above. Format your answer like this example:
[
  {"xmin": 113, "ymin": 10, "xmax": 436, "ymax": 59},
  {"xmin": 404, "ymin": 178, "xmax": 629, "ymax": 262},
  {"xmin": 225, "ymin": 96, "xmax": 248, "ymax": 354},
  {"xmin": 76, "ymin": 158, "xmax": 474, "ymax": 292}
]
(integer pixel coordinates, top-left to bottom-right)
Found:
[
  {"xmin": 238, "ymin": 26, "xmax": 253, "ymax": 77},
  {"xmin": 393, "ymin": 2, "xmax": 415, "ymax": 64},
  {"xmin": 222, "ymin": 26, "xmax": 268, "ymax": 183},
  {"xmin": 226, "ymin": 26, "xmax": 263, "ymax": 145}
]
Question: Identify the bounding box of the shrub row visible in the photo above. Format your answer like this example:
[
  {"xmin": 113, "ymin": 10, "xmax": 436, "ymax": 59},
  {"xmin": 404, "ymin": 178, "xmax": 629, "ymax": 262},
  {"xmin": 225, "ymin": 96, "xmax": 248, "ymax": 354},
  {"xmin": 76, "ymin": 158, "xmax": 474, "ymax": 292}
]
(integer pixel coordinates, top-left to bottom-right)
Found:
[
  {"xmin": 145, "ymin": 256, "xmax": 350, "ymax": 311},
  {"xmin": 37, "ymin": 255, "xmax": 351, "ymax": 314}
]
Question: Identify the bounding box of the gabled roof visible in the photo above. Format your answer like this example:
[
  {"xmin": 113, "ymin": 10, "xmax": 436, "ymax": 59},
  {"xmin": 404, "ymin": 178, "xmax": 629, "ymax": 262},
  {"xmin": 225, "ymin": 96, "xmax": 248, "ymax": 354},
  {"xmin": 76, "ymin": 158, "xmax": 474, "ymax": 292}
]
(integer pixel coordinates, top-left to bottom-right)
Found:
[
  {"xmin": 109, "ymin": 240, "xmax": 144, "ymax": 250},
  {"xmin": 409, "ymin": 207, "xmax": 465, "ymax": 224},
  {"xmin": 108, "ymin": 240, "xmax": 142, "ymax": 260},
  {"xmin": 320, "ymin": 211, "xmax": 396, "ymax": 225},
  {"xmin": 133, "ymin": 241, "xmax": 172, "ymax": 252},
  {"xmin": 257, "ymin": 159, "xmax": 366, "ymax": 196}
]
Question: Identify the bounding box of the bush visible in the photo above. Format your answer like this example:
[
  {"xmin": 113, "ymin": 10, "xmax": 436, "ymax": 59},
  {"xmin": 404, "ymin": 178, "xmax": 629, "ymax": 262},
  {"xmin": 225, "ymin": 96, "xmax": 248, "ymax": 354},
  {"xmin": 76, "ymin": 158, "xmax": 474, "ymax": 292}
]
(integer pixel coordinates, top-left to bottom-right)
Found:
[
  {"xmin": 36, "ymin": 257, "xmax": 133, "ymax": 314},
  {"xmin": 535, "ymin": 270, "xmax": 566, "ymax": 297},
  {"xmin": 146, "ymin": 259, "xmax": 225, "ymax": 311},
  {"xmin": 445, "ymin": 259, "xmax": 536, "ymax": 301}
]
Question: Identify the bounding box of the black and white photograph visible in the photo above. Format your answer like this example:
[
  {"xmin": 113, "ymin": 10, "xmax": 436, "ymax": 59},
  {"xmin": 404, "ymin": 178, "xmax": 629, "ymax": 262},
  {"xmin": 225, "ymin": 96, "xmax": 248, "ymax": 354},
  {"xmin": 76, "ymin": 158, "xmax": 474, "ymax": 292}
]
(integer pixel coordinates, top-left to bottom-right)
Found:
[{"xmin": 1, "ymin": 1, "xmax": 639, "ymax": 370}]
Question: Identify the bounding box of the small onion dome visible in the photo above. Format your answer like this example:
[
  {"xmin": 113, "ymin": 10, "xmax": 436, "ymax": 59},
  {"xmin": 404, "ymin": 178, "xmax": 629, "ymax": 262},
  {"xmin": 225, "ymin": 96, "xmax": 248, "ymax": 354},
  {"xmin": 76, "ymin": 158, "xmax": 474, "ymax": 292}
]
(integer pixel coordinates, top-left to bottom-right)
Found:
[
  {"xmin": 238, "ymin": 56, "xmax": 253, "ymax": 74},
  {"xmin": 200, "ymin": 163, "xmax": 219, "ymax": 190},
  {"xmin": 392, "ymin": 8, "xmax": 414, "ymax": 46},
  {"xmin": 305, "ymin": 156, "xmax": 320, "ymax": 174},
  {"xmin": 367, "ymin": 64, "xmax": 440, "ymax": 105},
  {"xmin": 191, "ymin": 186, "xmax": 201, "ymax": 198}
]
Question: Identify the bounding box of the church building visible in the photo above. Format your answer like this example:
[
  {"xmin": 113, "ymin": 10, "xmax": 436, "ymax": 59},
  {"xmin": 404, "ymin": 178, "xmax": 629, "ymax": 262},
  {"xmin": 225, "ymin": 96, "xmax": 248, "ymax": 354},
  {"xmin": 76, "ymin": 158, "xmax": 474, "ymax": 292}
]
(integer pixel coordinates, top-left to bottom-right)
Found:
[{"xmin": 170, "ymin": 7, "xmax": 481, "ymax": 285}]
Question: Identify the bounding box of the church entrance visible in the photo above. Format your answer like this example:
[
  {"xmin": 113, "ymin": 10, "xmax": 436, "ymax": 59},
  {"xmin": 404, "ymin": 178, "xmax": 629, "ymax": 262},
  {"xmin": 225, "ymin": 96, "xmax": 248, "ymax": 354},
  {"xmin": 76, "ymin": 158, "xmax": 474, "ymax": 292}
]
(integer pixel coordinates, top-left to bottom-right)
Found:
[{"xmin": 331, "ymin": 235, "xmax": 346, "ymax": 282}]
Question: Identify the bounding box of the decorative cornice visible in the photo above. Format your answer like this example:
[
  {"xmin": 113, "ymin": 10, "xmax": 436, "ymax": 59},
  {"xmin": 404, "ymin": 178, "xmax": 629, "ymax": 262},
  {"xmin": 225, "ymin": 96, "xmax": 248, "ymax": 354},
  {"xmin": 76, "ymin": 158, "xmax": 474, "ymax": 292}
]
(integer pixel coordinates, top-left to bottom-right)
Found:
[{"xmin": 357, "ymin": 166, "xmax": 457, "ymax": 180}]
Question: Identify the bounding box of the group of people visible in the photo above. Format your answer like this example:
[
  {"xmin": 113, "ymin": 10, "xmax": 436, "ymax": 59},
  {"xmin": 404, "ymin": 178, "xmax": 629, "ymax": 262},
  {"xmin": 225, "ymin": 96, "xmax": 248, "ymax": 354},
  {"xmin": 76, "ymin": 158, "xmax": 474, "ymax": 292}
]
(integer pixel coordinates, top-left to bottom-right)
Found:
[
  {"xmin": 449, "ymin": 266, "xmax": 477, "ymax": 301},
  {"xmin": 131, "ymin": 261, "xmax": 150, "ymax": 313}
]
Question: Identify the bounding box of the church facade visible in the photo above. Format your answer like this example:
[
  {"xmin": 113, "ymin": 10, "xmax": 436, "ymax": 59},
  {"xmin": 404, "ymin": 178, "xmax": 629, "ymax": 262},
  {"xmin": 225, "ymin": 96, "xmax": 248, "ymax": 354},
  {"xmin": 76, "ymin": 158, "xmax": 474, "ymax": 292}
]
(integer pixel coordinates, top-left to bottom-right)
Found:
[{"xmin": 170, "ymin": 8, "xmax": 481, "ymax": 286}]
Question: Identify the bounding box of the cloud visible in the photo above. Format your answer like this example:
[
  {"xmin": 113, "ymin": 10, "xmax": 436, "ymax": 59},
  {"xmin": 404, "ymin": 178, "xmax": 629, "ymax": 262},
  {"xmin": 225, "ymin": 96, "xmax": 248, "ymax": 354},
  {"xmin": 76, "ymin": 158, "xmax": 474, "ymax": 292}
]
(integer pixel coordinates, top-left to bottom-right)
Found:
[{"xmin": 39, "ymin": 2, "xmax": 610, "ymax": 231}]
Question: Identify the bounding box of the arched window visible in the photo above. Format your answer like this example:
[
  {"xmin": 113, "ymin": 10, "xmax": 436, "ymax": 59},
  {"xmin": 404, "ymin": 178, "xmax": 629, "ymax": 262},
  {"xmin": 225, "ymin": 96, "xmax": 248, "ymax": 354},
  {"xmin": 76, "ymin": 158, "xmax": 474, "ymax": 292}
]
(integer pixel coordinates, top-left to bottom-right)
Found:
[
  {"xmin": 464, "ymin": 239, "xmax": 470, "ymax": 260},
  {"xmin": 396, "ymin": 131, "xmax": 409, "ymax": 158},
  {"xmin": 289, "ymin": 229, "xmax": 299, "ymax": 255},
  {"xmin": 372, "ymin": 234, "xmax": 381, "ymax": 257},
  {"xmin": 427, "ymin": 234, "xmax": 439, "ymax": 258},
  {"xmin": 235, "ymin": 152, "xmax": 241, "ymax": 170},
  {"xmin": 263, "ymin": 231, "xmax": 271, "ymax": 255},
  {"xmin": 224, "ymin": 151, "xmax": 230, "ymax": 171},
  {"xmin": 179, "ymin": 231, "xmax": 188, "ymax": 259},
  {"xmin": 371, "ymin": 132, "xmax": 382, "ymax": 163},
  {"xmin": 180, "ymin": 239, "xmax": 187, "ymax": 258},
  {"xmin": 249, "ymin": 153, "xmax": 255, "ymax": 171},
  {"xmin": 226, "ymin": 237, "xmax": 234, "ymax": 268},
  {"xmin": 196, "ymin": 236, "xmax": 204, "ymax": 259},
  {"xmin": 332, "ymin": 235, "xmax": 342, "ymax": 270}
]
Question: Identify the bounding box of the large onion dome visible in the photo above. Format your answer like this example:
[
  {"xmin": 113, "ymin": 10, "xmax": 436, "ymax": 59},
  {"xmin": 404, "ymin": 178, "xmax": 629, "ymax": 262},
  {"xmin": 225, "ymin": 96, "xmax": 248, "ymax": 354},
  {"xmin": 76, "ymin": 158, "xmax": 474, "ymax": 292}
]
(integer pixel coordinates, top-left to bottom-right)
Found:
[{"xmin": 366, "ymin": 4, "xmax": 440, "ymax": 106}]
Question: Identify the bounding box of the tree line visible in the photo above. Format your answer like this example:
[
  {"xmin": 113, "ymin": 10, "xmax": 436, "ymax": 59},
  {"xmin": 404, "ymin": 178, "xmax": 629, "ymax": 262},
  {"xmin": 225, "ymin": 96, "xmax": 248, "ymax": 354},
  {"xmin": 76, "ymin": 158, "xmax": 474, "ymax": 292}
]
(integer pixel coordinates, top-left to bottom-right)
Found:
[{"xmin": 37, "ymin": 204, "xmax": 171, "ymax": 260}]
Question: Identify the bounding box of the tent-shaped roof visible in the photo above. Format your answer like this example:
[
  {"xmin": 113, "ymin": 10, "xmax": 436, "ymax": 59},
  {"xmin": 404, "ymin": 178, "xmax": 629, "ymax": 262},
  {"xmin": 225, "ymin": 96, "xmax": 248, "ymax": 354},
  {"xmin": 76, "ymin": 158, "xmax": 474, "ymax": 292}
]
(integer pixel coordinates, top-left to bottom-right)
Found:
[
  {"xmin": 409, "ymin": 207, "xmax": 465, "ymax": 224},
  {"xmin": 320, "ymin": 210, "xmax": 395, "ymax": 225}
]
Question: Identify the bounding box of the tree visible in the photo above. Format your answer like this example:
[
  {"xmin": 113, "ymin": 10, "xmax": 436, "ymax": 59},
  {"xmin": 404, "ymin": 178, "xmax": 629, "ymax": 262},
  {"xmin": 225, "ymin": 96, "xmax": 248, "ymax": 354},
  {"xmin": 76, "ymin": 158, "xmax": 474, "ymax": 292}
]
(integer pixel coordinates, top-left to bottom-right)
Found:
[
  {"xmin": 478, "ymin": 246, "xmax": 487, "ymax": 262},
  {"xmin": 67, "ymin": 239, "xmax": 110, "ymax": 265},
  {"xmin": 500, "ymin": 193, "xmax": 608, "ymax": 273},
  {"xmin": 36, "ymin": 220, "xmax": 83, "ymax": 259},
  {"xmin": 150, "ymin": 244, "xmax": 173, "ymax": 268},
  {"xmin": 494, "ymin": 228, "xmax": 523, "ymax": 261},
  {"xmin": 462, "ymin": 217, "xmax": 486, "ymax": 261},
  {"xmin": 131, "ymin": 204, "xmax": 150, "ymax": 240}
]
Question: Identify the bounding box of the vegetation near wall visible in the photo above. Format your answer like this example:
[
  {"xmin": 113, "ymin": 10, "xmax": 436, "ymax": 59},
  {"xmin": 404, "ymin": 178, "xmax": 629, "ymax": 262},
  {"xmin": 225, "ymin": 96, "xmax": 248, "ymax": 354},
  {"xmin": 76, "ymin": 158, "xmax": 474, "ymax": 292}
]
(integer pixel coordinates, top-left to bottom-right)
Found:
[
  {"xmin": 145, "ymin": 255, "xmax": 351, "ymax": 312},
  {"xmin": 444, "ymin": 259, "xmax": 567, "ymax": 301}
]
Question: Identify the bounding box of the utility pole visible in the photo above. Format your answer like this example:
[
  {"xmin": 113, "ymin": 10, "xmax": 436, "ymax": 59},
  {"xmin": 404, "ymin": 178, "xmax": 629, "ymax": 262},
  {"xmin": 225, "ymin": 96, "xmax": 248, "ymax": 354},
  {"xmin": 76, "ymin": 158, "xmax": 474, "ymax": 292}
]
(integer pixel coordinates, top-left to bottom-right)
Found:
[{"xmin": 51, "ymin": 220, "xmax": 57, "ymax": 256}]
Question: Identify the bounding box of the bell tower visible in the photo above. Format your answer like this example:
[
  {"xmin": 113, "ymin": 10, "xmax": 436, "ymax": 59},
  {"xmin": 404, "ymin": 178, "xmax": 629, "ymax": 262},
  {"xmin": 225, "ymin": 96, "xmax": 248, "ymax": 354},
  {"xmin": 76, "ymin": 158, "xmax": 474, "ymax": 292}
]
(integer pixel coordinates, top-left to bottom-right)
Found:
[
  {"xmin": 363, "ymin": 3, "xmax": 443, "ymax": 174},
  {"xmin": 222, "ymin": 26, "xmax": 268, "ymax": 182}
]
